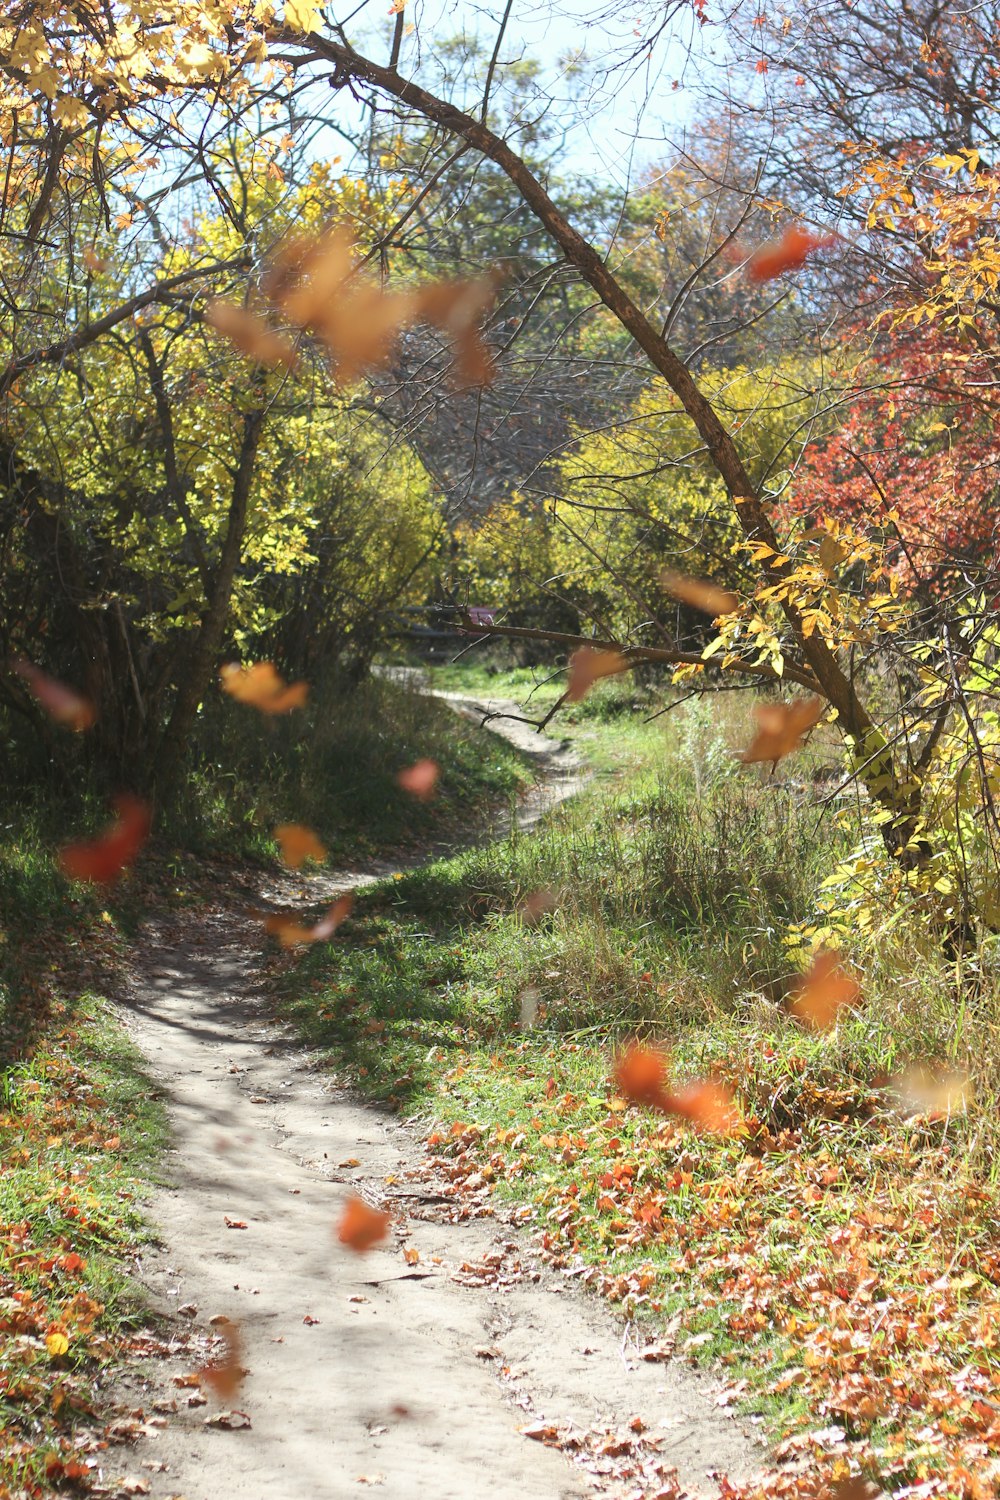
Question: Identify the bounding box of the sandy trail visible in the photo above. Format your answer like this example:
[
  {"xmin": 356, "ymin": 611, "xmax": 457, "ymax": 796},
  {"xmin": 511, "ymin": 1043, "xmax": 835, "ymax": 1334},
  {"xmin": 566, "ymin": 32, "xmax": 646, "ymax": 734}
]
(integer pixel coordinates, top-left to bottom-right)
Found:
[{"xmin": 111, "ymin": 697, "xmax": 759, "ymax": 1499}]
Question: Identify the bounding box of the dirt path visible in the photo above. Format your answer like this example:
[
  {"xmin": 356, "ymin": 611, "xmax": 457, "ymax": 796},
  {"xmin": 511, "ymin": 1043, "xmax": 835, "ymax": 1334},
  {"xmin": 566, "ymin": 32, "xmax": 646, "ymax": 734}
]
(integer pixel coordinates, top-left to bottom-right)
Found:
[{"xmin": 110, "ymin": 698, "xmax": 760, "ymax": 1500}]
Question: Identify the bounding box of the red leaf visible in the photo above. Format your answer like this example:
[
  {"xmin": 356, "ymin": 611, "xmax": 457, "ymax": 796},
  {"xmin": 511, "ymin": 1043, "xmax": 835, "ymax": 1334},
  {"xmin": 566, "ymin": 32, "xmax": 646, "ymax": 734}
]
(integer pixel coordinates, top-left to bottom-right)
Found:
[
  {"xmin": 747, "ymin": 224, "xmax": 837, "ymax": 282},
  {"xmin": 58, "ymin": 795, "xmax": 150, "ymax": 884},
  {"xmin": 198, "ymin": 1321, "xmax": 244, "ymax": 1401},
  {"xmin": 613, "ymin": 1045, "xmax": 739, "ymax": 1135}
]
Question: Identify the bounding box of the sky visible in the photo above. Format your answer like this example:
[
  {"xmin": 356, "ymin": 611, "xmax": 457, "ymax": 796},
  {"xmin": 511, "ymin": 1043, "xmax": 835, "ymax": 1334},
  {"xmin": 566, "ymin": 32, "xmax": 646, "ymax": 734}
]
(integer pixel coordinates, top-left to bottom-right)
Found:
[{"xmin": 338, "ymin": 0, "xmax": 712, "ymax": 187}]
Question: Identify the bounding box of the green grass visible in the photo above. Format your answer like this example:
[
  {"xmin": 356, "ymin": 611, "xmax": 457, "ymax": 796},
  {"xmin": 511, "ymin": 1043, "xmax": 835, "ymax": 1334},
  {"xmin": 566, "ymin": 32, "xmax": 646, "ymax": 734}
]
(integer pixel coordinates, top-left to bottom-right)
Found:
[
  {"xmin": 0, "ymin": 998, "xmax": 167, "ymax": 1494},
  {"xmin": 276, "ymin": 669, "xmax": 1000, "ymax": 1498},
  {"xmin": 152, "ymin": 674, "xmax": 533, "ymax": 862}
]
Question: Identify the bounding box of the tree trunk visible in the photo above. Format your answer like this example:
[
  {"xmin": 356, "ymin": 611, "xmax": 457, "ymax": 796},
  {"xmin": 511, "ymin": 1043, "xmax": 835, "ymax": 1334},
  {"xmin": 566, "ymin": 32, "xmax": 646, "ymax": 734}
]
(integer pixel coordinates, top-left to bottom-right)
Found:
[
  {"xmin": 300, "ymin": 34, "xmax": 919, "ymax": 851},
  {"xmin": 152, "ymin": 406, "xmax": 265, "ymax": 805}
]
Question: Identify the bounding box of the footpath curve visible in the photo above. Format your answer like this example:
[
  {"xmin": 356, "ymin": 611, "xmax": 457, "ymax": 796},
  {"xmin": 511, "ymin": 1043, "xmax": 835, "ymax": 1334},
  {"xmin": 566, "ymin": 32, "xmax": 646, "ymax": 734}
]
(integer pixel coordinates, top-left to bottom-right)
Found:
[{"xmin": 110, "ymin": 695, "xmax": 760, "ymax": 1500}]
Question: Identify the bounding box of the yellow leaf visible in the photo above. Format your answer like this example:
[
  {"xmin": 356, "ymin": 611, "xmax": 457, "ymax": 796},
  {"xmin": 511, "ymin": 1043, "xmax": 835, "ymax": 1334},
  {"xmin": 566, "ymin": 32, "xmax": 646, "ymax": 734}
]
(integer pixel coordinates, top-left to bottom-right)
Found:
[
  {"xmin": 46, "ymin": 1332, "xmax": 69, "ymax": 1357},
  {"xmin": 53, "ymin": 97, "xmax": 89, "ymax": 129},
  {"xmin": 285, "ymin": 0, "xmax": 321, "ymax": 30}
]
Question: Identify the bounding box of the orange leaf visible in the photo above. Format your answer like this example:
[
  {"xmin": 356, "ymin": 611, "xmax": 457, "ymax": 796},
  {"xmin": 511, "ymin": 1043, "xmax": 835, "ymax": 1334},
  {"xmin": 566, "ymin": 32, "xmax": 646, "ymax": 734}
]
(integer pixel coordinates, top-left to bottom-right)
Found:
[
  {"xmin": 659, "ymin": 570, "xmax": 738, "ymax": 617},
  {"xmin": 746, "ymin": 224, "xmax": 836, "ymax": 283},
  {"xmin": 614, "ymin": 1046, "xmax": 739, "ymax": 1135},
  {"xmin": 566, "ymin": 646, "xmax": 629, "ymax": 703},
  {"xmin": 58, "ymin": 795, "xmax": 150, "ymax": 884},
  {"xmin": 614, "ymin": 1044, "xmax": 672, "ymax": 1111},
  {"xmin": 220, "ymin": 661, "xmax": 308, "ymax": 714},
  {"xmin": 205, "ymin": 300, "xmax": 298, "ymax": 368},
  {"xmin": 12, "ymin": 658, "xmax": 96, "ymax": 731},
  {"xmin": 337, "ymin": 1195, "xmax": 391, "ymax": 1253},
  {"xmin": 82, "ymin": 247, "xmax": 109, "ymax": 273},
  {"xmin": 198, "ymin": 1321, "xmax": 244, "ymax": 1401},
  {"xmin": 403, "ymin": 1246, "xmax": 420, "ymax": 1265},
  {"xmin": 669, "ymin": 1079, "xmax": 741, "ymax": 1137},
  {"xmin": 789, "ymin": 949, "xmax": 860, "ymax": 1031},
  {"xmin": 263, "ymin": 893, "xmax": 353, "ymax": 948},
  {"xmin": 395, "ymin": 759, "xmax": 439, "ymax": 800},
  {"xmin": 274, "ymin": 822, "xmax": 327, "ymax": 868},
  {"xmin": 740, "ymin": 696, "xmax": 824, "ymax": 764},
  {"xmin": 413, "ymin": 277, "xmax": 498, "ymax": 386}
]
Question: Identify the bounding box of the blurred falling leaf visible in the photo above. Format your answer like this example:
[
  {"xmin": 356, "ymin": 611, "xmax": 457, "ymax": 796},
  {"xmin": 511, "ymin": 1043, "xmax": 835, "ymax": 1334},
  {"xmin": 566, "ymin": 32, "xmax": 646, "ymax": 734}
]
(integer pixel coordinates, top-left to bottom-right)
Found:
[
  {"xmin": 337, "ymin": 1194, "xmax": 391, "ymax": 1252},
  {"xmin": 206, "ymin": 300, "xmax": 298, "ymax": 368},
  {"xmin": 892, "ymin": 1062, "xmax": 971, "ymax": 1120},
  {"xmin": 746, "ymin": 225, "xmax": 837, "ymax": 282},
  {"xmin": 519, "ymin": 889, "xmax": 557, "ymax": 926},
  {"xmin": 264, "ymin": 893, "xmax": 353, "ymax": 948},
  {"xmin": 12, "ymin": 658, "xmax": 96, "ymax": 731},
  {"xmin": 58, "ymin": 795, "xmax": 150, "ymax": 884},
  {"xmin": 566, "ymin": 646, "xmax": 629, "ymax": 703},
  {"xmin": 266, "ymin": 226, "xmax": 497, "ymax": 388},
  {"xmin": 82, "ymin": 247, "xmax": 109, "ymax": 274},
  {"xmin": 396, "ymin": 759, "xmax": 439, "ymax": 800},
  {"xmin": 274, "ymin": 823, "xmax": 327, "ymax": 868},
  {"xmin": 412, "ymin": 277, "xmax": 499, "ymax": 386},
  {"xmin": 790, "ymin": 949, "xmax": 860, "ymax": 1031},
  {"xmin": 198, "ymin": 1321, "xmax": 244, "ymax": 1401},
  {"xmin": 518, "ymin": 986, "xmax": 541, "ymax": 1028},
  {"xmin": 614, "ymin": 1045, "xmax": 739, "ymax": 1136},
  {"xmin": 220, "ymin": 661, "xmax": 308, "ymax": 714},
  {"xmin": 660, "ymin": 570, "xmax": 738, "ymax": 617},
  {"xmin": 740, "ymin": 696, "xmax": 824, "ymax": 764}
]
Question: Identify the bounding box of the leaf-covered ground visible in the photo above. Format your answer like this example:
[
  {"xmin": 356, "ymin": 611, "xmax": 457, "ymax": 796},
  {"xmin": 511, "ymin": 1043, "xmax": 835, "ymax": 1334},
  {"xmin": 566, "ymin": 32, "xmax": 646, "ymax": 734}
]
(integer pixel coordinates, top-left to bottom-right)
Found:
[
  {"xmin": 0, "ymin": 1001, "xmax": 166, "ymax": 1497},
  {"xmin": 276, "ymin": 672, "xmax": 1000, "ymax": 1499}
]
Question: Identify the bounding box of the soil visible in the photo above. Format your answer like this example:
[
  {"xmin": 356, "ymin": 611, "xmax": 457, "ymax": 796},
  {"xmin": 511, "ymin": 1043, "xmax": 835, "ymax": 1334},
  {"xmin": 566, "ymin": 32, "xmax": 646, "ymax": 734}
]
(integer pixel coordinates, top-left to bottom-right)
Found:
[{"xmin": 108, "ymin": 696, "xmax": 762, "ymax": 1500}]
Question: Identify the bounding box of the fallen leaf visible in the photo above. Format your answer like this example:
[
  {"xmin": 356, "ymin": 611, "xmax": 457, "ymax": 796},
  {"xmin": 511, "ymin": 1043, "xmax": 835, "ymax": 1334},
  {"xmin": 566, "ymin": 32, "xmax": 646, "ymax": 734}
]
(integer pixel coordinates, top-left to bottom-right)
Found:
[
  {"xmin": 45, "ymin": 1331, "xmax": 69, "ymax": 1357},
  {"xmin": 395, "ymin": 759, "xmax": 439, "ymax": 800},
  {"xmin": 403, "ymin": 1247, "xmax": 420, "ymax": 1265},
  {"xmin": 263, "ymin": 892, "xmax": 353, "ymax": 948},
  {"xmin": 12, "ymin": 658, "xmax": 96, "ymax": 730},
  {"xmin": 58, "ymin": 795, "xmax": 151, "ymax": 884},
  {"xmin": 273, "ymin": 822, "xmax": 327, "ymax": 868},
  {"xmin": 740, "ymin": 696, "xmax": 824, "ymax": 764},
  {"xmin": 519, "ymin": 1422, "xmax": 561, "ymax": 1444},
  {"xmin": 224, "ymin": 1217, "xmax": 248, "ymax": 1230},
  {"xmin": 789, "ymin": 949, "xmax": 860, "ymax": 1031},
  {"xmin": 302, "ymin": 1313, "xmax": 320, "ymax": 1325},
  {"xmin": 566, "ymin": 646, "xmax": 629, "ymax": 703},
  {"xmin": 746, "ymin": 224, "xmax": 837, "ymax": 282},
  {"xmin": 337, "ymin": 1194, "xmax": 391, "ymax": 1253},
  {"xmin": 659, "ymin": 570, "xmax": 738, "ymax": 617},
  {"xmin": 202, "ymin": 1409, "xmax": 251, "ymax": 1429},
  {"xmin": 219, "ymin": 661, "xmax": 308, "ymax": 714}
]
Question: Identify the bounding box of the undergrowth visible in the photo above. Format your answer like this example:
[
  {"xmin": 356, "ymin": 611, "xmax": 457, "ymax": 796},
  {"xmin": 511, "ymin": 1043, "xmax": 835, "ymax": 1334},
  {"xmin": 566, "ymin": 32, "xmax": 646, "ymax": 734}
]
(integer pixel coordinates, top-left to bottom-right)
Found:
[{"xmin": 277, "ymin": 673, "xmax": 1000, "ymax": 1499}]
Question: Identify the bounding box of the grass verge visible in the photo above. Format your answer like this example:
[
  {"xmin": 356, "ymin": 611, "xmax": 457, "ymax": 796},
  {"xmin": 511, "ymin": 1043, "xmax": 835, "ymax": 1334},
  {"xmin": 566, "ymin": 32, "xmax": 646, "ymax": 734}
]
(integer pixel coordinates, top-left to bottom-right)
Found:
[
  {"xmin": 276, "ymin": 678, "xmax": 1000, "ymax": 1500},
  {"xmin": 0, "ymin": 998, "xmax": 166, "ymax": 1497}
]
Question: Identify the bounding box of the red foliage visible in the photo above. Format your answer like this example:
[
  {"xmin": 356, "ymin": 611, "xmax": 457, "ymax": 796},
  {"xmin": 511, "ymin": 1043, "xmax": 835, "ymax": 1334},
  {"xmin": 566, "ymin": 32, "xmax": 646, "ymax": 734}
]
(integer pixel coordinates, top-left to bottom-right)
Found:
[{"xmin": 785, "ymin": 328, "xmax": 1000, "ymax": 590}]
